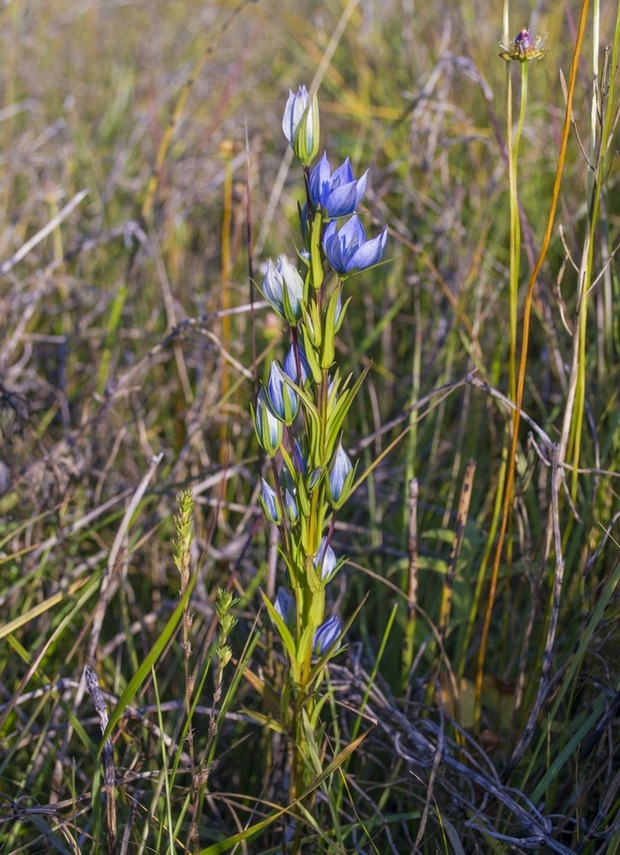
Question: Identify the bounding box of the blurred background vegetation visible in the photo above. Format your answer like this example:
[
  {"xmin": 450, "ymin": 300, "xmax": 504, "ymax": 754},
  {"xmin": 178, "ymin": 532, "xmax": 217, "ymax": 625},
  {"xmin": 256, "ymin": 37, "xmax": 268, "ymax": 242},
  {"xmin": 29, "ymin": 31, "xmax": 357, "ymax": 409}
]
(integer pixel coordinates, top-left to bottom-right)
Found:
[{"xmin": 0, "ymin": 0, "xmax": 618, "ymax": 852}]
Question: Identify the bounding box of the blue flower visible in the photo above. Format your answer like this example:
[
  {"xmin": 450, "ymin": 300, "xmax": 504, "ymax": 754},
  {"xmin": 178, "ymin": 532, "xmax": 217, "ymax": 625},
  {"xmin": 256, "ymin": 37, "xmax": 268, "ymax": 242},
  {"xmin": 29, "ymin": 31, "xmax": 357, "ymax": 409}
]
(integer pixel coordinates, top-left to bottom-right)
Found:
[
  {"xmin": 283, "ymin": 488, "xmax": 299, "ymax": 523},
  {"xmin": 292, "ymin": 438, "xmax": 308, "ymax": 479},
  {"xmin": 283, "ymin": 342, "xmax": 311, "ymax": 387},
  {"xmin": 261, "ymin": 257, "xmax": 305, "ymax": 325},
  {"xmin": 253, "ymin": 388, "xmax": 283, "ymax": 456},
  {"xmin": 267, "ymin": 361, "xmax": 299, "ymax": 424},
  {"xmin": 327, "ymin": 442, "xmax": 354, "ymax": 507},
  {"xmin": 259, "ymin": 478, "xmax": 281, "ymax": 524},
  {"xmin": 282, "ymin": 86, "xmax": 308, "ymax": 144},
  {"xmin": 323, "ymin": 215, "xmax": 387, "ymax": 275},
  {"xmin": 282, "ymin": 86, "xmax": 320, "ymax": 166},
  {"xmin": 274, "ymin": 587, "xmax": 295, "ymax": 628},
  {"xmin": 309, "ymin": 153, "xmax": 368, "ymax": 218},
  {"xmin": 313, "ymin": 615, "xmax": 342, "ymax": 655},
  {"xmin": 313, "ymin": 536, "xmax": 338, "ymax": 581}
]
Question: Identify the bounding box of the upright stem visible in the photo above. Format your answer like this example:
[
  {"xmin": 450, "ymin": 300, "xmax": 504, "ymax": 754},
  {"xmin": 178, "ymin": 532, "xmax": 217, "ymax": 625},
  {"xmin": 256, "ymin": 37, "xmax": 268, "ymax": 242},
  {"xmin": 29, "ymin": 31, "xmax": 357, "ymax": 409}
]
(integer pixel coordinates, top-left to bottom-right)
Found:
[
  {"xmin": 507, "ymin": 61, "xmax": 529, "ymax": 402},
  {"xmin": 474, "ymin": 0, "xmax": 590, "ymax": 727}
]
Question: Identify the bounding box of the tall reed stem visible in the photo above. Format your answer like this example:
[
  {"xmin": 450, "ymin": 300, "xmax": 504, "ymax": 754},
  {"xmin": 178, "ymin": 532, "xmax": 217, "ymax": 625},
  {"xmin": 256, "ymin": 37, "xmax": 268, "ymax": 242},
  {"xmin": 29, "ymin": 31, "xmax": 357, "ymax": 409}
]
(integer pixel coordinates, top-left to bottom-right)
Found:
[
  {"xmin": 474, "ymin": 1, "xmax": 591, "ymax": 727},
  {"xmin": 507, "ymin": 61, "xmax": 529, "ymax": 402}
]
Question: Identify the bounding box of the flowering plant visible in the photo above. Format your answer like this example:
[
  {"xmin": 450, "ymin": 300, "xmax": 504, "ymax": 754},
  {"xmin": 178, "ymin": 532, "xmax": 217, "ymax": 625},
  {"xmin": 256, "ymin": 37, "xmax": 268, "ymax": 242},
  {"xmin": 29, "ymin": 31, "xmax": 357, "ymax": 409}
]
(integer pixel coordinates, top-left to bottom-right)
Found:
[
  {"xmin": 499, "ymin": 27, "xmax": 547, "ymax": 62},
  {"xmin": 252, "ymin": 86, "xmax": 387, "ymax": 804}
]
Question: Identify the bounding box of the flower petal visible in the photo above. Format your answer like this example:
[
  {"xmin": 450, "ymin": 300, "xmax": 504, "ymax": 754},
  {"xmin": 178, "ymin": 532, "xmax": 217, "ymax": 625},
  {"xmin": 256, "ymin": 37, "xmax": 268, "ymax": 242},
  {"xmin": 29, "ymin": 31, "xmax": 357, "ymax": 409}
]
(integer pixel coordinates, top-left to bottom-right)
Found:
[
  {"xmin": 324, "ymin": 183, "xmax": 360, "ymax": 218},
  {"xmin": 347, "ymin": 226, "xmax": 387, "ymax": 272}
]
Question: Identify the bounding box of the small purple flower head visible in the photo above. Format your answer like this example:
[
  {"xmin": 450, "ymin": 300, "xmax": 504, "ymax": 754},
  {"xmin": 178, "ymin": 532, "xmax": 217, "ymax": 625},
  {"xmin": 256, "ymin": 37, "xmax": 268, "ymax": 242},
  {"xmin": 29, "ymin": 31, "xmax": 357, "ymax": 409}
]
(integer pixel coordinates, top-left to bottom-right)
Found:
[
  {"xmin": 313, "ymin": 536, "xmax": 338, "ymax": 582},
  {"xmin": 261, "ymin": 257, "xmax": 305, "ymax": 325},
  {"xmin": 282, "ymin": 86, "xmax": 320, "ymax": 166},
  {"xmin": 499, "ymin": 28, "xmax": 547, "ymax": 62},
  {"xmin": 267, "ymin": 361, "xmax": 299, "ymax": 424},
  {"xmin": 309, "ymin": 153, "xmax": 368, "ymax": 218},
  {"xmin": 253, "ymin": 388, "xmax": 283, "ymax": 456},
  {"xmin": 283, "ymin": 342, "xmax": 311, "ymax": 387},
  {"xmin": 515, "ymin": 28, "xmax": 533, "ymax": 53},
  {"xmin": 323, "ymin": 215, "xmax": 387, "ymax": 275},
  {"xmin": 313, "ymin": 615, "xmax": 342, "ymax": 656},
  {"xmin": 274, "ymin": 587, "xmax": 295, "ymax": 628}
]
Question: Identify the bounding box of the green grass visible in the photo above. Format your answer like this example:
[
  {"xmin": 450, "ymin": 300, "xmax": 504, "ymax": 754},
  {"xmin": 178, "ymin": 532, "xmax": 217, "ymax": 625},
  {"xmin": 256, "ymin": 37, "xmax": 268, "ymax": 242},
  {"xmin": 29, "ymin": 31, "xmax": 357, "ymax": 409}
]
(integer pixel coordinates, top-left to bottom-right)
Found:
[{"xmin": 0, "ymin": 0, "xmax": 618, "ymax": 852}]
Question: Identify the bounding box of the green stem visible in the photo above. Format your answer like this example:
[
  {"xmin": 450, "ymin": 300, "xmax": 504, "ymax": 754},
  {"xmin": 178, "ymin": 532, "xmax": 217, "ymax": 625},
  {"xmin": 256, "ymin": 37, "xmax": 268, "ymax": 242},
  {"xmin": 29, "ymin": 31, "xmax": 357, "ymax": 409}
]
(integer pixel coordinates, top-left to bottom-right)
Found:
[
  {"xmin": 475, "ymin": 0, "xmax": 590, "ymax": 728},
  {"xmin": 507, "ymin": 60, "xmax": 529, "ymax": 402}
]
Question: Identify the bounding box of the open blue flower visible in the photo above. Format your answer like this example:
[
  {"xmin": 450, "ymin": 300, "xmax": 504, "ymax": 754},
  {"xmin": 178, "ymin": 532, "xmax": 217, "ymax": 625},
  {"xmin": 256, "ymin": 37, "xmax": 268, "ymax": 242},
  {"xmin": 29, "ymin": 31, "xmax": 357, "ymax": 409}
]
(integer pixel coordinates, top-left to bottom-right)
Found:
[
  {"xmin": 309, "ymin": 153, "xmax": 368, "ymax": 218},
  {"xmin": 323, "ymin": 215, "xmax": 387, "ymax": 275}
]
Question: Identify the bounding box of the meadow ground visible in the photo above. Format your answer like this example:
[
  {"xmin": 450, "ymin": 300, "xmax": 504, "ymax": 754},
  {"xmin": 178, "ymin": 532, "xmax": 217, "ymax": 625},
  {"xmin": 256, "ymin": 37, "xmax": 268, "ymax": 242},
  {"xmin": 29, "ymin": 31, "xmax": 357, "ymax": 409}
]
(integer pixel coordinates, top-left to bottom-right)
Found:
[{"xmin": 0, "ymin": 0, "xmax": 618, "ymax": 852}]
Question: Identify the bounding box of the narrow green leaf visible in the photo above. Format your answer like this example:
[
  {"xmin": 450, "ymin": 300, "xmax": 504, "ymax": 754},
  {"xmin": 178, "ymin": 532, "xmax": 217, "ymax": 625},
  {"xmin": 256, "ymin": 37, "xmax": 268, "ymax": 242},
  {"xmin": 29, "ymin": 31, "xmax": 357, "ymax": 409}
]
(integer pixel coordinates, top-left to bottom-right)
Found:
[
  {"xmin": 97, "ymin": 573, "xmax": 197, "ymax": 756},
  {"xmin": 260, "ymin": 589, "xmax": 300, "ymax": 682},
  {"xmin": 199, "ymin": 729, "xmax": 371, "ymax": 855}
]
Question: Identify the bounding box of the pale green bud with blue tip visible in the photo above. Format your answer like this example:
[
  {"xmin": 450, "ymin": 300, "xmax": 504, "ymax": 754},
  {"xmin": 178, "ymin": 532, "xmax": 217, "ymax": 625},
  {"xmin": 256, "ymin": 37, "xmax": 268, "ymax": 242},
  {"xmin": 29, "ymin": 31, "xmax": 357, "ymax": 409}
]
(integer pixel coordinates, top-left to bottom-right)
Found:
[
  {"xmin": 267, "ymin": 361, "xmax": 299, "ymax": 425},
  {"xmin": 282, "ymin": 85, "xmax": 320, "ymax": 167},
  {"xmin": 313, "ymin": 536, "xmax": 338, "ymax": 582},
  {"xmin": 261, "ymin": 257, "xmax": 305, "ymax": 326},
  {"xmin": 327, "ymin": 442, "xmax": 355, "ymax": 508},
  {"xmin": 259, "ymin": 477, "xmax": 281, "ymax": 524},
  {"xmin": 252, "ymin": 388, "xmax": 283, "ymax": 456},
  {"xmin": 313, "ymin": 614, "xmax": 342, "ymax": 656}
]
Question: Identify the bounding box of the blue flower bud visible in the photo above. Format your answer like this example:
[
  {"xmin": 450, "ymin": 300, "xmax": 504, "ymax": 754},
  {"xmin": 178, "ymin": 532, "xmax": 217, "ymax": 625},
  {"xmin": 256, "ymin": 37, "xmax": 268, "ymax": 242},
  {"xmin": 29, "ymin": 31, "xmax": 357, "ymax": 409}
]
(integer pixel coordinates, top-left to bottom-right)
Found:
[
  {"xmin": 274, "ymin": 587, "xmax": 295, "ymax": 628},
  {"xmin": 308, "ymin": 466, "xmax": 323, "ymax": 491},
  {"xmin": 283, "ymin": 342, "xmax": 311, "ymax": 387},
  {"xmin": 283, "ymin": 488, "xmax": 299, "ymax": 523},
  {"xmin": 261, "ymin": 257, "xmax": 305, "ymax": 325},
  {"xmin": 259, "ymin": 477, "xmax": 281, "ymax": 524},
  {"xmin": 267, "ymin": 361, "xmax": 299, "ymax": 424},
  {"xmin": 292, "ymin": 438, "xmax": 308, "ymax": 478},
  {"xmin": 327, "ymin": 443, "xmax": 353, "ymax": 507},
  {"xmin": 253, "ymin": 388, "xmax": 283, "ymax": 456},
  {"xmin": 323, "ymin": 214, "xmax": 387, "ymax": 275},
  {"xmin": 313, "ymin": 537, "xmax": 338, "ymax": 582},
  {"xmin": 313, "ymin": 614, "xmax": 342, "ymax": 655},
  {"xmin": 282, "ymin": 86, "xmax": 320, "ymax": 166},
  {"xmin": 282, "ymin": 86, "xmax": 309, "ymax": 145},
  {"xmin": 309, "ymin": 153, "xmax": 368, "ymax": 218}
]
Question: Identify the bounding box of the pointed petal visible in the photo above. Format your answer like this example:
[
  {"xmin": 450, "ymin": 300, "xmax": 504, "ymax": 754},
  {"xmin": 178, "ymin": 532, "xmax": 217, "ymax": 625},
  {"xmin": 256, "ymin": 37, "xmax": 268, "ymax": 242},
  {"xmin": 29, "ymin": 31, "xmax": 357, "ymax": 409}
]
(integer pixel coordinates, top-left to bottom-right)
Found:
[
  {"xmin": 325, "ymin": 182, "xmax": 360, "ymax": 217},
  {"xmin": 330, "ymin": 157, "xmax": 354, "ymax": 188},
  {"xmin": 309, "ymin": 152, "xmax": 331, "ymax": 208},
  {"xmin": 347, "ymin": 227, "xmax": 387, "ymax": 272}
]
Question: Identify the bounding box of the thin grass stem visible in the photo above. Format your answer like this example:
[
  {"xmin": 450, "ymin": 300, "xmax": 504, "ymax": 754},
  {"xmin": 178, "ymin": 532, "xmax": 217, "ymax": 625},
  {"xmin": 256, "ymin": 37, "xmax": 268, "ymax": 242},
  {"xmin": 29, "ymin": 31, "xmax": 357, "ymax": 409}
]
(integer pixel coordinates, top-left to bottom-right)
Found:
[{"xmin": 475, "ymin": 0, "xmax": 591, "ymax": 727}]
